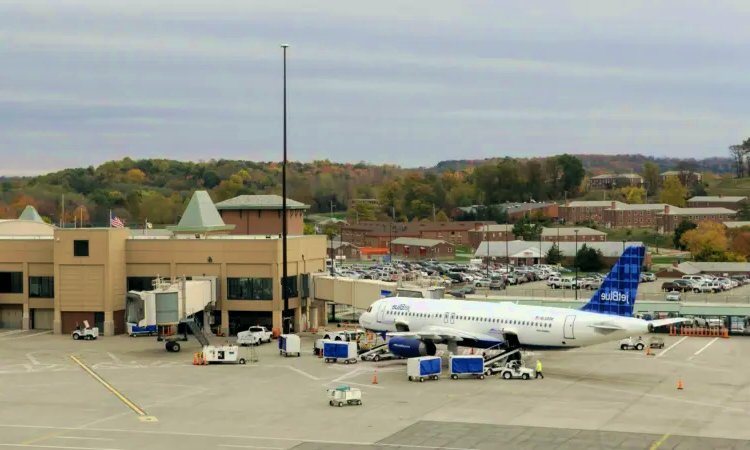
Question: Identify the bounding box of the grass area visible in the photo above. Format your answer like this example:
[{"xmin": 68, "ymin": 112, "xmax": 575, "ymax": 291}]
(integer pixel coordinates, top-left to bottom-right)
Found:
[
  {"xmin": 605, "ymin": 227, "xmax": 674, "ymax": 249},
  {"xmin": 705, "ymin": 177, "xmax": 750, "ymax": 197},
  {"xmin": 650, "ymin": 255, "xmax": 683, "ymax": 265}
]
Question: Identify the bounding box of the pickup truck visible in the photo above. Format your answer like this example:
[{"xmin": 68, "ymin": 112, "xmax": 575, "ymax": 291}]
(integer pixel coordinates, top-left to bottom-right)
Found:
[{"xmin": 237, "ymin": 326, "xmax": 273, "ymax": 346}]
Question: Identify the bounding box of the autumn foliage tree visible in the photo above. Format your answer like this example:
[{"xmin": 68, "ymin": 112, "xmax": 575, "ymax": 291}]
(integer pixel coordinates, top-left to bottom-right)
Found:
[
  {"xmin": 681, "ymin": 221, "xmax": 746, "ymax": 262},
  {"xmin": 659, "ymin": 176, "xmax": 688, "ymax": 207},
  {"xmin": 620, "ymin": 186, "xmax": 646, "ymax": 204}
]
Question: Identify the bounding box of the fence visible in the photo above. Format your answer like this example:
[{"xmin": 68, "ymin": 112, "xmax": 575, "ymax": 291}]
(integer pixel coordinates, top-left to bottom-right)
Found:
[{"xmin": 481, "ymin": 288, "xmax": 750, "ymax": 304}]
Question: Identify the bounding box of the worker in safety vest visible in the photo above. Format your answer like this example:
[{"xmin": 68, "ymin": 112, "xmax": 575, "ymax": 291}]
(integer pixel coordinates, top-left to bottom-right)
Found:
[{"xmin": 535, "ymin": 360, "xmax": 544, "ymax": 379}]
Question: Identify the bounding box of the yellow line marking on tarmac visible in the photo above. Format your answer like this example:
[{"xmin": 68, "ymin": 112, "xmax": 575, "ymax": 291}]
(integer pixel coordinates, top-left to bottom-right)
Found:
[
  {"xmin": 21, "ymin": 431, "xmax": 67, "ymax": 446},
  {"xmin": 69, "ymin": 356, "xmax": 157, "ymax": 422},
  {"xmin": 650, "ymin": 432, "xmax": 670, "ymax": 450}
]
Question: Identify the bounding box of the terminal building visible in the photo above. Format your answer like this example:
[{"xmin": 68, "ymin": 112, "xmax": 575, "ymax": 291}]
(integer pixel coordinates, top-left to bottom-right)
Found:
[{"xmin": 0, "ymin": 193, "xmax": 326, "ymax": 336}]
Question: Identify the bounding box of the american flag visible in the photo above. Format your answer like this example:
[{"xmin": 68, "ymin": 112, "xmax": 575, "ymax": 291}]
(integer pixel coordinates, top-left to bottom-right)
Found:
[{"xmin": 110, "ymin": 211, "xmax": 124, "ymax": 228}]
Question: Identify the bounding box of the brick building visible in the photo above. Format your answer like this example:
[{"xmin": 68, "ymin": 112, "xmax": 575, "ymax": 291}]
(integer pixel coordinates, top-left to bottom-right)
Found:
[
  {"xmin": 559, "ymin": 200, "xmax": 625, "ymax": 225},
  {"xmin": 216, "ymin": 195, "xmax": 309, "ymax": 236},
  {"xmin": 686, "ymin": 195, "xmax": 748, "ymax": 211},
  {"xmin": 541, "ymin": 227, "xmax": 606, "ymax": 243},
  {"xmin": 327, "ymin": 240, "xmax": 361, "ymax": 261},
  {"xmin": 661, "ymin": 171, "xmax": 702, "ymax": 185},
  {"xmin": 452, "ymin": 202, "xmax": 559, "ymax": 221},
  {"xmin": 340, "ymin": 221, "xmax": 491, "ymax": 249},
  {"xmin": 602, "ymin": 203, "xmax": 669, "ymax": 228},
  {"xmin": 589, "ymin": 173, "xmax": 643, "ymax": 190},
  {"xmin": 467, "ymin": 225, "xmax": 515, "ymax": 249},
  {"xmin": 390, "ymin": 238, "xmax": 454, "ymax": 260},
  {"xmin": 656, "ymin": 205, "xmax": 737, "ymax": 233}
]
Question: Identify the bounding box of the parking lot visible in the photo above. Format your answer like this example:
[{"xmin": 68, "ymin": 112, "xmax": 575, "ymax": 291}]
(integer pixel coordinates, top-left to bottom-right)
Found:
[
  {"xmin": 477, "ymin": 278, "xmax": 750, "ymax": 304},
  {"xmin": 3, "ymin": 328, "xmax": 750, "ymax": 449}
]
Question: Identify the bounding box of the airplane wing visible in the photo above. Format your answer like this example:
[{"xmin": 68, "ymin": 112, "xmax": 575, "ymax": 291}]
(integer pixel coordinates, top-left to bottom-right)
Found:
[
  {"xmin": 648, "ymin": 318, "xmax": 692, "ymax": 328},
  {"xmin": 387, "ymin": 325, "xmax": 503, "ymax": 344}
]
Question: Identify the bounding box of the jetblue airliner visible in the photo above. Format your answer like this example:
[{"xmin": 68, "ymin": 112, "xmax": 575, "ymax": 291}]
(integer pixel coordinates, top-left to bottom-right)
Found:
[{"xmin": 359, "ymin": 246, "xmax": 687, "ymax": 358}]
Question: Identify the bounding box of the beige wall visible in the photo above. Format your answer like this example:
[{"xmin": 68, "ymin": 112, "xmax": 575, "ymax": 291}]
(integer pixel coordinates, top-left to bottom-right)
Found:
[
  {"xmin": 313, "ymin": 276, "xmax": 396, "ymax": 310},
  {"xmin": 0, "ymin": 229, "xmax": 326, "ymax": 334},
  {"xmin": 0, "ymin": 221, "xmax": 55, "ymax": 236}
]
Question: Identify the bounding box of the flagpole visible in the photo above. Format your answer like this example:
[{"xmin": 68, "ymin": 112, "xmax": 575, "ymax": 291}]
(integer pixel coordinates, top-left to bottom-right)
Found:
[
  {"xmin": 109, "ymin": 210, "xmax": 112, "ymax": 228},
  {"xmin": 144, "ymin": 218, "xmax": 146, "ymax": 235},
  {"xmin": 61, "ymin": 194, "xmax": 64, "ymax": 228}
]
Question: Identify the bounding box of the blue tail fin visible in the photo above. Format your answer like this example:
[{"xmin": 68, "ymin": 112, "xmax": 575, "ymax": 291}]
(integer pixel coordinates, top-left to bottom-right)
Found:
[{"xmin": 580, "ymin": 245, "xmax": 645, "ymax": 317}]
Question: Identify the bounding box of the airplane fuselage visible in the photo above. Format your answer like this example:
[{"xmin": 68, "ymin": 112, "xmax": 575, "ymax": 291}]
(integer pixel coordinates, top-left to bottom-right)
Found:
[{"xmin": 359, "ymin": 296, "xmax": 650, "ymax": 350}]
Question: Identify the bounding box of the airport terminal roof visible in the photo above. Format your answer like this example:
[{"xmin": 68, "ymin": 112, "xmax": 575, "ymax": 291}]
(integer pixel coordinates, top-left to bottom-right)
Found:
[
  {"xmin": 688, "ymin": 196, "xmax": 747, "ymax": 203},
  {"xmin": 215, "ymin": 195, "xmax": 310, "ymax": 210},
  {"xmin": 475, "ymin": 240, "xmax": 644, "ymax": 258},
  {"xmin": 166, "ymin": 191, "xmax": 235, "ymax": 233}
]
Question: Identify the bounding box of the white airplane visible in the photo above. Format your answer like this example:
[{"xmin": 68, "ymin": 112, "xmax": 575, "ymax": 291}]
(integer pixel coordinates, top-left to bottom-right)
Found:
[{"xmin": 359, "ymin": 246, "xmax": 687, "ymax": 358}]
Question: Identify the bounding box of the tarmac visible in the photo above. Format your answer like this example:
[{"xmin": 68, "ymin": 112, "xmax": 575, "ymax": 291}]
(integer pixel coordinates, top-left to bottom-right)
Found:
[{"xmin": 1, "ymin": 329, "xmax": 750, "ymax": 449}]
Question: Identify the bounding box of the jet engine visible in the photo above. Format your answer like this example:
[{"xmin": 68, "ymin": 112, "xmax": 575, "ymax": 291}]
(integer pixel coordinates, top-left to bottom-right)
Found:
[{"xmin": 388, "ymin": 337, "xmax": 437, "ymax": 358}]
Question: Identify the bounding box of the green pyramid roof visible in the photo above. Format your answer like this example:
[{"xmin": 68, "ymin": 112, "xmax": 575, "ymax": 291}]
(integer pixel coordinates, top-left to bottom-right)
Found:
[
  {"xmin": 167, "ymin": 191, "xmax": 235, "ymax": 233},
  {"xmin": 18, "ymin": 205, "xmax": 44, "ymax": 223}
]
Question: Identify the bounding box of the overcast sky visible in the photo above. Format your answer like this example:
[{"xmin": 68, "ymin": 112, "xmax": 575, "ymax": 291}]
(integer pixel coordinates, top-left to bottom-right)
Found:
[{"xmin": 2, "ymin": 0, "xmax": 750, "ymax": 174}]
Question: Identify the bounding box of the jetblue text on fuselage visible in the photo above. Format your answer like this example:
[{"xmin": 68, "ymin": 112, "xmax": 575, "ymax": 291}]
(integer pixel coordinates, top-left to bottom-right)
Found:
[
  {"xmin": 391, "ymin": 304, "xmax": 410, "ymax": 311},
  {"xmin": 600, "ymin": 291, "xmax": 629, "ymax": 303}
]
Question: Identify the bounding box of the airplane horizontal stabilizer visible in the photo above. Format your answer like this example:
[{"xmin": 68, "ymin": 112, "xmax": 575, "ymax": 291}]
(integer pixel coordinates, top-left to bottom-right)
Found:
[{"xmin": 648, "ymin": 318, "xmax": 692, "ymax": 328}]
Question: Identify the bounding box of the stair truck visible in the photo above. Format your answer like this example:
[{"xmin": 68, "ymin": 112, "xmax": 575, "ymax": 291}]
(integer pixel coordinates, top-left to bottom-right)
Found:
[
  {"xmin": 449, "ymin": 354, "xmax": 486, "ymax": 380},
  {"xmin": 278, "ymin": 334, "xmax": 301, "ymax": 357},
  {"xmin": 407, "ymin": 356, "xmax": 441, "ymax": 382},
  {"xmin": 323, "ymin": 340, "xmax": 358, "ymax": 364}
]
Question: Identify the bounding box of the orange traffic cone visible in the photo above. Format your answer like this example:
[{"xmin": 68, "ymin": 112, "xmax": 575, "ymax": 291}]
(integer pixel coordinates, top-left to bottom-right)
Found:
[
  {"xmin": 646, "ymin": 346, "xmax": 651, "ymax": 356},
  {"xmin": 192, "ymin": 353, "xmax": 199, "ymax": 365},
  {"xmin": 677, "ymin": 378, "xmax": 683, "ymax": 390},
  {"xmin": 372, "ymin": 371, "xmax": 378, "ymax": 385}
]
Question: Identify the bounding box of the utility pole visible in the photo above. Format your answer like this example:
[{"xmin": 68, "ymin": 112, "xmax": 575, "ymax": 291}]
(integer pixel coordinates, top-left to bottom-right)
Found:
[
  {"xmin": 432, "ymin": 204, "xmax": 436, "ymax": 221},
  {"xmin": 280, "ymin": 43, "xmax": 290, "ymax": 333}
]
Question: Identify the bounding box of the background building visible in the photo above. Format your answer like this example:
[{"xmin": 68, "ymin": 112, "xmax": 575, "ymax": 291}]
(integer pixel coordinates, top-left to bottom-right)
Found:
[
  {"xmin": 589, "ymin": 173, "xmax": 643, "ymax": 189},
  {"xmin": 216, "ymin": 195, "xmax": 309, "ymax": 236},
  {"xmin": 602, "ymin": 203, "xmax": 669, "ymax": 228},
  {"xmin": 474, "ymin": 241, "xmax": 649, "ymax": 267},
  {"xmin": 656, "ymin": 205, "xmax": 737, "ymax": 233},
  {"xmin": 390, "ymin": 238, "xmax": 454, "ymax": 260},
  {"xmin": 686, "ymin": 195, "xmax": 748, "ymax": 211},
  {"xmin": 559, "ymin": 200, "xmax": 625, "ymax": 225}
]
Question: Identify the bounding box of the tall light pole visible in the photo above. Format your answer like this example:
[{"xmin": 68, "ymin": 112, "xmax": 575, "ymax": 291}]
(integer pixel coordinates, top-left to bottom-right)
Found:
[
  {"xmin": 505, "ymin": 228, "xmax": 509, "ymax": 290},
  {"xmin": 574, "ymin": 229, "xmax": 579, "ymax": 301},
  {"xmin": 281, "ymin": 44, "xmax": 289, "ymax": 333},
  {"xmin": 485, "ymin": 225, "xmax": 490, "ymax": 281}
]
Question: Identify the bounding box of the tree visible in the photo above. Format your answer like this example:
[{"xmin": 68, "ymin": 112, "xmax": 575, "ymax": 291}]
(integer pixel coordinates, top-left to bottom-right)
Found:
[
  {"xmin": 126, "ymin": 168, "xmax": 146, "ymax": 183},
  {"xmin": 574, "ymin": 244, "xmax": 605, "ymax": 272},
  {"xmin": 729, "ymin": 227, "xmax": 750, "ymax": 258},
  {"xmin": 435, "ymin": 210, "xmax": 449, "ymax": 222},
  {"xmin": 730, "ymin": 144, "xmax": 746, "ymax": 178},
  {"xmin": 303, "ymin": 223, "xmax": 315, "ymax": 235},
  {"xmin": 736, "ymin": 203, "xmax": 750, "ymax": 221},
  {"xmin": 620, "ymin": 186, "xmax": 646, "ymax": 204},
  {"xmin": 512, "ymin": 216, "xmax": 543, "ymax": 241},
  {"xmin": 659, "ymin": 176, "xmax": 688, "ymax": 207},
  {"xmin": 347, "ymin": 201, "xmax": 377, "ymax": 222},
  {"xmin": 72, "ymin": 205, "xmax": 90, "ymax": 226},
  {"xmin": 545, "ymin": 243, "xmax": 563, "ymax": 265},
  {"xmin": 673, "ymin": 219, "xmax": 697, "ymax": 250},
  {"xmin": 642, "ymin": 161, "xmax": 660, "ymax": 195},
  {"xmin": 680, "ymin": 221, "xmax": 728, "ymax": 256}
]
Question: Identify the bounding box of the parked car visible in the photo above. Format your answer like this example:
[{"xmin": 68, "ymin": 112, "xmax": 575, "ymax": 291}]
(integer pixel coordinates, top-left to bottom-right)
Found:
[
  {"xmin": 489, "ymin": 278, "xmax": 505, "ymax": 290},
  {"xmin": 474, "ymin": 278, "xmax": 491, "ymax": 288},
  {"xmin": 640, "ymin": 272, "xmax": 657, "ymax": 282},
  {"xmin": 547, "ymin": 276, "xmax": 562, "ymax": 288},
  {"xmin": 665, "ymin": 291, "xmax": 682, "ymax": 302},
  {"xmin": 693, "ymin": 281, "xmax": 721, "ymax": 293},
  {"xmin": 661, "ymin": 279, "xmax": 693, "ymax": 293},
  {"xmin": 560, "ymin": 278, "xmax": 579, "ymax": 289}
]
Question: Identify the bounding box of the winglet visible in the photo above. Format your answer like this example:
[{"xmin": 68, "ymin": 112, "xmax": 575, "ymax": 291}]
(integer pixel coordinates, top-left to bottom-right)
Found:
[{"xmin": 579, "ymin": 245, "xmax": 645, "ymax": 317}]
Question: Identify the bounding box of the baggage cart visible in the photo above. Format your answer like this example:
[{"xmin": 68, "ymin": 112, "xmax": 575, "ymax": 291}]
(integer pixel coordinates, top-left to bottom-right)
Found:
[
  {"xmin": 326, "ymin": 386, "xmax": 362, "ymax": 407},
  {"xmin": 407, "ymin": 356, "xmax": 441, "ymax": 382},
  {"xmin": 323, "ymin": 340, "xmax": 358, "ymax": 364},
  {"xmin": 449, "ymin": 354, "xmax": 485, "ymax": 380},
  {"xmin": 202, "ymin": 345, "xmax": 248, "ymax": 364},
  {"xmin": 278, "ymin": 334, "xmax": 301, "ymax": 357}
]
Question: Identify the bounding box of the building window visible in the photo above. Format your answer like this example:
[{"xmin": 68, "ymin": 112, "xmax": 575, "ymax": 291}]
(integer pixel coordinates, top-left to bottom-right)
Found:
[
  {"xmin": 73, "ymin": 240, "xmax": 89, "ymax": 257},
  {"xmin": 282, "ymin": 275, "xmax": 299, "ymax": 298},
  {"xmin": 301, "ymin": 274, "xmax": 310, "ymax": 298},
  {"xmin": 227, "ymin": 277, "xmax": 273, "ymax": 300},
  {"xmin": 127, "ymin": 277, "xmax": 157, "ymax": 292},
  {"xmin": 0, "ymin": 272, "xmax": 23, "ymax": 294},
  {"xmin": 29, "ymin": 276, "xmax": 54, "ymax": 298}
]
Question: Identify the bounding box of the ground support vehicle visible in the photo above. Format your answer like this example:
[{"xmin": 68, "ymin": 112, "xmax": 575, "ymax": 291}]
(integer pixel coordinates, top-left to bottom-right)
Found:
[{"xmin": 327, "ymin": 386, "xmax": 362, "ymax": 407}]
